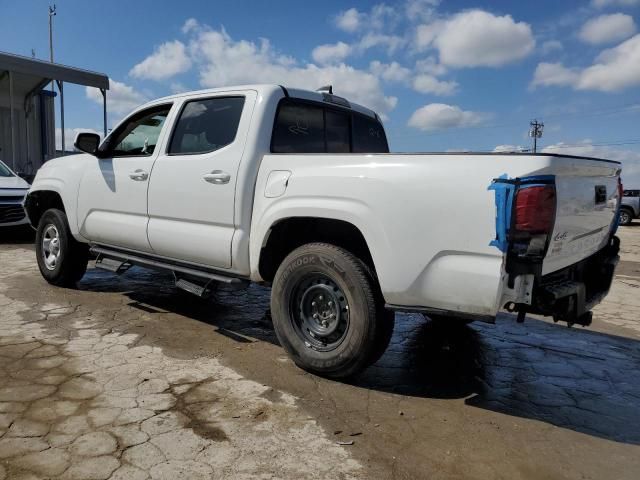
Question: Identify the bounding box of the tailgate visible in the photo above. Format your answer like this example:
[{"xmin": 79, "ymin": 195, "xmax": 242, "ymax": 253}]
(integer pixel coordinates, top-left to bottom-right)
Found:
[{"xmin": 542, "ymin": 157, "xmax": 620, "ymax": 275}]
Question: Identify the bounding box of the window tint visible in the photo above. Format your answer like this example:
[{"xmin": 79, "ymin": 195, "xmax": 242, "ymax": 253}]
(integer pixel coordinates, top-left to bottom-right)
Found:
[
  {"xmin": 169, "ymin": 97, "xmax": 245, "ymax": 155},
  {"xmin": 105, "ymin": 106, "xmax": 171, "ymax": 157},
  {"xmin": 271, "ymin": 102, "xmax": 325, "ymax": 153},
  {"xmin": 352, "ymin": 114, "xmax": 388, "ymax": 153},
  {"xmin": 325, "ymin": 110, "xmax": 350, "ymax": 153}
]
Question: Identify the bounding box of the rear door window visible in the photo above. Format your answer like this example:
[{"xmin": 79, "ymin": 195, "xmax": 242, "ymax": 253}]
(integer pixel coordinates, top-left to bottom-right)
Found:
[
  {"xmin": 271, "ymin": 102, "xmax": 325, "ymax": 153},
  {"xmin": 168, "ymin": 96, "xmax": 245, "ymax": 155}
]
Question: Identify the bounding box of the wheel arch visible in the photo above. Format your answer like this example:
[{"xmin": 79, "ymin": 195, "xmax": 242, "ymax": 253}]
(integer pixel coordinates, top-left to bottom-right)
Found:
[
  {"xmin": 24, "ymin": 189, "xmax": 66, "ymax": 229},
  {"xmin": 257, "ymin": 216, "xmax": 378, "ymax": 283}
]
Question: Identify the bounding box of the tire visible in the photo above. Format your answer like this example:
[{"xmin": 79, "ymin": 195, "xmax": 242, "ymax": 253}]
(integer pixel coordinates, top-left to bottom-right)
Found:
[
  {"xmin": 271, "ymin": 243, "xmax": 394, "ymax": 378},
  {"xmin": 619, "ymin": 208, "xmax": 633, "ymax": 226},
  {"xmin": 35, "ymin": 208, "xmax": 89, "ymax": 287}
]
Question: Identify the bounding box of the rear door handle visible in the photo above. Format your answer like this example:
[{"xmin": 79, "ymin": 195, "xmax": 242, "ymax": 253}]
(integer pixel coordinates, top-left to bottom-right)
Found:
[
  {"xmin": 203, "ymin": 170, "xmax": 231, "ymax": 184},
  {"xmin": 129, "ymin": 169, "xmax": 148, "ymax": 181}
]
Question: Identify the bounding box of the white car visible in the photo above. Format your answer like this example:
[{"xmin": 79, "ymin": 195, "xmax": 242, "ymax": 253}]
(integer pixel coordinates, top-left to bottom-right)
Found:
[
  {"xmin": 24, "ymin": 85, "xmax": 621, "ymax": 377},
  {"xmin": 0, "ymin": 160, "xmax": 30, "ymax": 227}
]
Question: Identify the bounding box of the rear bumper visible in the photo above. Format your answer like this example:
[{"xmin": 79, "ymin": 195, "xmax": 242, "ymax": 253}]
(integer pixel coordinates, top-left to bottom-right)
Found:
[{"xmin": 529, "ymin": 235, "xmax": 619, "ymax": 326}]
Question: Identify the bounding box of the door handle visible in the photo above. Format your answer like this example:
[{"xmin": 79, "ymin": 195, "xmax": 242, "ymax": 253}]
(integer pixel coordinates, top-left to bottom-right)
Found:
[
  {"xmin": 129, "ymin": 169, "xmax": 149, "ymax": 181},
  {"xmin": 203, "ymin": 170, "xmax": 231, "ymax": 184}
]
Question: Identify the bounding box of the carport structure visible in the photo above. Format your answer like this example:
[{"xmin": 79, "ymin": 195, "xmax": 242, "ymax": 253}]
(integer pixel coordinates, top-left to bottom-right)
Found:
[{"xmin": 0, "ymin": 51, "xmax": 109, "ymax": 176}]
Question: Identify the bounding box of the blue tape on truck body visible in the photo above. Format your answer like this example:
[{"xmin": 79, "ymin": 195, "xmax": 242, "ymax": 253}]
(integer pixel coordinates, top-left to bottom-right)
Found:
[{"xmin": 488, "ymin": 174, "xmax": 556, "ymax": 252}]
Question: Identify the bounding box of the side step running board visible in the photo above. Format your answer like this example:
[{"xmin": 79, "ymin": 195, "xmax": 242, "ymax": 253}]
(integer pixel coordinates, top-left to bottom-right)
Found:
[{"xmin": 90, "ymin": 246, "xmax": 246, "ymax": 286}]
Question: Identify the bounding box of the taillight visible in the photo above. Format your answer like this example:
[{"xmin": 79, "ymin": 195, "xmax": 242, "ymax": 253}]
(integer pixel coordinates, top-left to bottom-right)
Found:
[{"xmin": 514, "ymin": 185, "xmax": 556, "ymax": 234}]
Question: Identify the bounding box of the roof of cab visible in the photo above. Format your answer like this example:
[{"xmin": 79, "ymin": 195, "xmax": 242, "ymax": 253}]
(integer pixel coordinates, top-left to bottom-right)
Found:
[{"xmin": 141, "ymin": 84, "xmax": 379, "ymax": 119}]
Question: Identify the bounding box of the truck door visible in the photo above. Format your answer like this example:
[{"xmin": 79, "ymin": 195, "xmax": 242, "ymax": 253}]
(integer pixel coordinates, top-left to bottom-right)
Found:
[
  {"xmin": 77, "ymin": 104, "xmax": 173, "ymax": 252},
  {"xmin": 146, "ymin": 91, "xmax": 256, "ymax": 269}
]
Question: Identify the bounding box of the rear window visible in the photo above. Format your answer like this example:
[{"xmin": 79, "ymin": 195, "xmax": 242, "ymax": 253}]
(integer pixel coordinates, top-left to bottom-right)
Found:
[
  {"xmin": 271, "ymin": 100, "xmax": 388, "ymax": 154},
  {"xmin": 352, "ymin": 114, "xmax": 388, "ymax": 153},
  {"xmin": 169, "ymin": 96, "xmax": 245, "ymax": 155}
]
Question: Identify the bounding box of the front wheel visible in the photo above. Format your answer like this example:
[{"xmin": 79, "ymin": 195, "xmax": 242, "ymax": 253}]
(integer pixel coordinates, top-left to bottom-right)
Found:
[
  {"xmin": 35, "ymin": 208, "xmax": 89, "ymax": 287},
  {"xmin": 271, "ymin": 243, "xmax": 394, "ymax": 379}
]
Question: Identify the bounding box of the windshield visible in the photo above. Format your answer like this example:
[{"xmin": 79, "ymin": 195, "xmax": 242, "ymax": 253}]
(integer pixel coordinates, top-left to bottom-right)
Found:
[{"xmin": 0, "ymin": 161, "xmax": 15, "ymax": 178}]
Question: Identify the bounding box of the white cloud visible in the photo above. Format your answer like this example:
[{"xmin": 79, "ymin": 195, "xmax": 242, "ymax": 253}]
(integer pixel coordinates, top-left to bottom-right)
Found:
[
  {"xmin": 494, "ymin": 144, "xmax": 527, "ymax": 153},
  {"xmin": 412, "ymin": 74, "xmax": 458, "ymax": 95},
  {"xmin": 543, "ymin": 141, "xmax": 640, "ymax": 185},
  {"xmin": 182, "ymin": 18, "xmax": 199, "ymax": 34},
  {"xmin": 369, "ymin": 61, "xmax": 411, "ymax": 83},
  {"xmin": 130, "ymin": 40, "xmax": 192, "ymax": 81},
  {"xmin": 188, "ymin": 24, "xmax": 397, "ymax": 115},
  {"xmin": 334, "ymin": 8, "xmax": 363, "ymax": 33},
  {"xmin": 407, "ymin": 103, "xmax": 486, "ymax": 131},
  {"xmin": 312, "ymin": 42, "xmax": 352, "ymax": 65},
  {"xmin": 592, "ymin": 0, "xmax": 640, "ymax": 8},
  {"xmin": 540, "ymin": 40, "xmax": 563, "ymax": 55},
  {"xmin": 415, "ymin": 57, "xmax": 448, "ymax": 76},
  {"xmin": 579, "ymin": 34, "xmax": 640, "ymax": 91},
  {"xmin": 357, "ymin": 33, "xmax": 405, "ymax": 54},
  {"xmin": 579, "ymin": 13, "xmax": 636, "ymax": 45},
  {"xmin": 56, "ymin": 128, "xmax": 102, "ymax": 151},
  {"xmin": 405, "ymin": 0, "xmax": 441, "ymax": 22},
  {"xmin": 416, "ymin": 10, "xmax": 535, "ymax": 68},
  {"xmin": 531, "ymin": 62, "xmax": 579, "ymax": 88},
  {"xmin": 86, "ymin": 79, "xmax": 148, "ymax": 115},
  {"xmin": 533, "ymin": 34, "xmax": 640, "ymax": 92}
]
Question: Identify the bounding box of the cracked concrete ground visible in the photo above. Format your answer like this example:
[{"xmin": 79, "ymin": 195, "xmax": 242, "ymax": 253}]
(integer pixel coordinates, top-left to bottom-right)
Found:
[{"xmin": 0, "ymin": 224, "xmax": 639, "ymax": 479}]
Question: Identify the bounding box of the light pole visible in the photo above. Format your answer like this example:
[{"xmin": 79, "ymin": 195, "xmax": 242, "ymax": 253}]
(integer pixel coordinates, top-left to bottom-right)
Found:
[{"xmin": 48, "ymin": 4, "xmax": 56, "ymax": 63}]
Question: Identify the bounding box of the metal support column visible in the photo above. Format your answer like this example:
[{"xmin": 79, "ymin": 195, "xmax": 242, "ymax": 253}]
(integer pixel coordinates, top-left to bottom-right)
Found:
[
  {"xmin": 100, "ymin": 88, "xmax": 107, "ymax": 137},
  {"xmin": 9, "ymin": 70, "xmax": 16, "ymax": 170},
  {"xmin": 56, "ymin": 79, "xmax": 65, "ymax": 154}
]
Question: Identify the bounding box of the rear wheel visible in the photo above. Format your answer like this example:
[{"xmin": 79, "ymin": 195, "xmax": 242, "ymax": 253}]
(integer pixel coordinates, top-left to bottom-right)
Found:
[
  {"xmin": 619, "ymin": 208, "xmax": 633, "ymax": 226},
  {"xmin": 35, "ymin": 208, "xmax": 89, "ymax": 287},
  {"xmin": 271, "ymin": 243, "xmax": 394, "ymax": 378}
]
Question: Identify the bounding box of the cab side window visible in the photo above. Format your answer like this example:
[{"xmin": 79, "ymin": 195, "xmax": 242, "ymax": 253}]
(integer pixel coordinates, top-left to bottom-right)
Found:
[
  {"xmin": 168, "ymin": 97, "xmax": 245, "ymax": 155},
  {"xmin": 271, "ymin": 102, "xmax": 325, "ymax": 153}
]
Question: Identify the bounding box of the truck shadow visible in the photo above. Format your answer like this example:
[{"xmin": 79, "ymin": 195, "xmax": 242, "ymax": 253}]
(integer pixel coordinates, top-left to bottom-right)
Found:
[
  {"xmin": 359, "ymin": 313, "xmax": 640, "ymax": 445},
  {"xmin": 79, "ymin": 266, "xmax": 640, "ymax": 445},
  {"xmin": 0, "ymin": 225, "xmax": 35, "ymax": 245}
]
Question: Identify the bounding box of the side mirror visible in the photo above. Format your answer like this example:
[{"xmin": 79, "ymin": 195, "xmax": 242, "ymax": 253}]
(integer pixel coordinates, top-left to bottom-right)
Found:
[{"xmin": 74, "ymin": 132, "xmax": 101, "ymax": 155}]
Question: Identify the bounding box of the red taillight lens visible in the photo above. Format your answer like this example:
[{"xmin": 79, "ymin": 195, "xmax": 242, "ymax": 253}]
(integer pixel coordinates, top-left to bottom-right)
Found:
[{"xmin": 514, "ymin": 185, "xmax": 556, "ymax": 233}]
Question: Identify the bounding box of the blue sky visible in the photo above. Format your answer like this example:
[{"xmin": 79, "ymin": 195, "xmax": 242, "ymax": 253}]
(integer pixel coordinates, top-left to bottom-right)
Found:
[{"xmin": 2, "ymin": 0, "xmax": 640, "ymax": 182}]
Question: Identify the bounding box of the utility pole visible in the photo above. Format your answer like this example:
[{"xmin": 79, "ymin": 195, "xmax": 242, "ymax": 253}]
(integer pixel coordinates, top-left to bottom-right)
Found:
[{"xmin": 529, "ymin": 119, "xmax": 544, "ymax": 153}]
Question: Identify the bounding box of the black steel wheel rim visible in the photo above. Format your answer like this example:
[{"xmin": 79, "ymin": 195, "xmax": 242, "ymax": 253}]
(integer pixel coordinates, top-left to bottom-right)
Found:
[{"xmin": 290, "ymin": 272, "xmax": 350, "ymax": 352}]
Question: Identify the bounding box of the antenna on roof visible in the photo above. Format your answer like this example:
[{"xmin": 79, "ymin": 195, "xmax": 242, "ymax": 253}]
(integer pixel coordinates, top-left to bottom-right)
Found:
[{"xmin": 316, "ymin": 85, "xmax": 333, "ymax": 94}]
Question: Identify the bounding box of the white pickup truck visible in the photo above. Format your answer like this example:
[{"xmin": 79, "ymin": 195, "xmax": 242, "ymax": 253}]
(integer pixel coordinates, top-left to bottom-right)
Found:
[{"xmin": 24, "ymin": 84, "xmax": 621, "ymax": 377}]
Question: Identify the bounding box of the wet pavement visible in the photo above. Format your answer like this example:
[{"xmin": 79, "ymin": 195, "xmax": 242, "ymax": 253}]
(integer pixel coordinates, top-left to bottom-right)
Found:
[{"xmin": 0, "ymin": 224, "xmax": 639, "ymax": 479}]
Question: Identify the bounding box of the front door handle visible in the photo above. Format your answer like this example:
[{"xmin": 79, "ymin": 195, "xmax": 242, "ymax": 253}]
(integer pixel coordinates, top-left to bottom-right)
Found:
[
  {"xmin": 129, "ymin": 169, "xmax": 149, "ymax": 181},
  {"xmin": 203, "ymin": 170, "xmax": 231, "ymax": 185}
]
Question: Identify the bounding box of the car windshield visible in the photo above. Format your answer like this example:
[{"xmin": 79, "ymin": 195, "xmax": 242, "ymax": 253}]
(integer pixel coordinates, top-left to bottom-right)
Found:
[{"xmin": 0, "ymin": 161, "xmax": 15, "ymax": 178}]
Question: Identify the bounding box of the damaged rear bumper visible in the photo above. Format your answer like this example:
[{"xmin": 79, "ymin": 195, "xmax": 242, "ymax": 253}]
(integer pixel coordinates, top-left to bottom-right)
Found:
[{"xmin": 528, "ymin": 236, "xmax": 620, "ymax": 326}]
